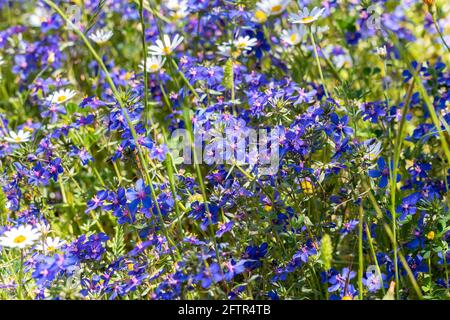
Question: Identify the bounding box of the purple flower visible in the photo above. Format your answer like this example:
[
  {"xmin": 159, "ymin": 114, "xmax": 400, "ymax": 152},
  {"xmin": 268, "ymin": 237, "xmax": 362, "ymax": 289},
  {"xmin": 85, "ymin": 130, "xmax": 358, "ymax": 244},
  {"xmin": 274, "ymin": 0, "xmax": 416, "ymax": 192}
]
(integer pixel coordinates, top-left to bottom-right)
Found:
[
  {"xmin": 328, "ymin": 113, "xmax": 354, "ymax": 141},
  {"xmin": 215, "ymin": 221, "xmax": 234, "ymax": 238},
  {"xmin": 362, "ymin": 268, "xmax": 386, "ymax": 293},
  {"xmin": 369, "ymin": 157, "xmax": 400, "ymax": 189},
  {"xmin": 126, "ymin": 179, "xmax": 152, "ymax": 214},
  {"xmin": 47, "ymin": 158, "xmax": 64, "ymax": 182},
  {"xmin": 340, "ymin": 220, "xmax": 359, "ymax": 235},
  {"xmin": 85, "ymin": 190, "xmax": 108, "ymax": 213},
  {"xmin": 328, "ymin": 267, "xmax": 356, "ymax": 293},
  {"xmin": 396, "ymin": 192, "xmax": 421, "ymax": 221},
  {"xmin": 150, "ymin": 144, "xmax": 168, "ymax": 162},
  {"xmin": 28, "ymin": 162, "xmax": 50, "ymax": 186},
  {"xmin": 194, "ymin": 263, "xmax": 223, "ymax": 289}
]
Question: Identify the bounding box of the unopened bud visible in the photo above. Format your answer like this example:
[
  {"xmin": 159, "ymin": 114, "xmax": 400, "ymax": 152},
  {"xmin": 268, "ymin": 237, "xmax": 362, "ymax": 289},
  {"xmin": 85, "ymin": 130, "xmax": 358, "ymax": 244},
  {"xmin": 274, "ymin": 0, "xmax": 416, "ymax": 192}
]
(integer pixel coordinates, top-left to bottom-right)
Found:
[{"xmin": 423, "ymin": 0, "xmax": 434, "ymax": 10}]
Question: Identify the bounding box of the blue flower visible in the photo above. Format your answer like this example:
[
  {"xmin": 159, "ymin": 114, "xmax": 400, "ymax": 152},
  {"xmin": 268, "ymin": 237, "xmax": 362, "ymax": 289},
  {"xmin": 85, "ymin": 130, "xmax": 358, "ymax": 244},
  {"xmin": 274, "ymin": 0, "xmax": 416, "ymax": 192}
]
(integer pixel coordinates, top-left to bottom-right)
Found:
[
  {"xmin": 126, "ymin": 179, "xmax": 152, "ymax": 214},
  {"xmin": 188, "ymin": 201, "xmax": 220, "ymax": 231},
  {"xmin": 396, "ymin": 192, "xmax": 421, "ymax": 221},
  {"xmin": 243, "ymin": 243, "xmax": 268, "ymax": 270},
  {"xmin": 223, "ymin": 259, "xmax": 245, "ymax": 282},
  {"xmin": 47, "ymin": 158, "xmax": 64, "ymax": 182},
  {"xmin": 28, "ymin": 162, "xmax": 50, "ymax": 186},
  {"xmin": 362, "ymin": 267, "xmax": 386, "ymax": 293},
  {"xmin": 328, "ymin": 113, "xmax": 354, "ymax": 141},
  {"xmin": 150, "ymin": 144, "xmax": 168, "ymax": 162},
  {"xmin": 369, "ymin": 157, "xmax": 400, "ymax": 188},
  {"xmin": 85, "ymin": 190, "xmax": 108, "ymax": 213},
  {"xmin": 328, "ymin": 267, "xmax": 355, "ymax": 293},
  {"xmin": 340, "ymin": 219, "xmax": 359, "ymax": 235},
  {"xmin": 194, "ymin": 263, "xmax": 223, "ymax": 289}
]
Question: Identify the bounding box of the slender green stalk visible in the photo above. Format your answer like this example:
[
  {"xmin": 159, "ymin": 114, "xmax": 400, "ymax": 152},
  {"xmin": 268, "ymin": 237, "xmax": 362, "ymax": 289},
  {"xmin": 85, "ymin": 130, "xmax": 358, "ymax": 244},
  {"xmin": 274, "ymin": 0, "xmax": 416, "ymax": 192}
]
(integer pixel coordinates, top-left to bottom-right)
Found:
[
  {"xmin": 363, "ymin": 182, "xmax": 423, "ymax": 299},
  {"xmin": 308, "ymin": 27, "xmax": 328, "ymax": 98},
  {"xmin": 171, "ymin": 59, "xmax": 200, "ymax": 100},
  {"xmin": 430, "ymin": 6, "xmax": 450, "ymax": 53},
  {"xmin": 415, "ymin": 77, "xmax": 450, "ymax": 164},
  {"xmin": 389, "ymin": 76, "xmax": 416, "ymax": 299},
  {"xmin": 364, "ymin": 223, "xmax": 385, "ymax": 295},
  {"xmin": 139, "ymin": 0, "xmax": 153, "ymax": 129},
  {"xmin": 393, "ymin": 35, "xmax": 450, "ymax": 167},
  {"xmin": 17, "ymin": 249, "xmax": 24, "ymax": 300},
  {"xmin": 358, "ymin": 204, "xmax": 364, "ymax": 299},
  {"xmin": 164, "ymin": 153, "xmax": 185, "ymax": 239},
  {"xmin": 444, "ymin": 247, "xmax": 449, "ymax": 295}
]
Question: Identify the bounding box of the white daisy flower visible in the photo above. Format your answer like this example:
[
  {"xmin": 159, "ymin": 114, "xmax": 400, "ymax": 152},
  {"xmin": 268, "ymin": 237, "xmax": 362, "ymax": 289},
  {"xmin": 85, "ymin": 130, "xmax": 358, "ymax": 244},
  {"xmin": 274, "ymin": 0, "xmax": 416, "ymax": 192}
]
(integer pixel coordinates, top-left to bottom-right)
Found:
[
  {"xmin": 89, "ymin": 28, "xmax": 114, "ymax": 44},
  {"xmin": 376, "ymin": 45, "xmax": 387, "ymax": 58},
  {"xmin": 281, "ymin": 25, "xmax": 306, "ymax": 46},
  {"xmin": 217, "ymin": 36, "xmax": 258, "ymax": 58},
  {"xmin": 140, "ymin": 55, "xmax": 166, "ymax": 73},
  {"xmin": 165, "ymin": 0, "xmax": 188, "ymax": 11},
  {"xmin": 256, "ymin": 0, "xmax": 291, "ymax": 17},
  {"xmin": 217, "ymin": 41, "xmax": 233, "ymax": 57},
  {"xmin": 171, "ymin": 7, "xmax": 189, "ymax": 20},
  {"xmin": 46, "ymin": 89, "xmax": 77, "ymax": 105},
  {"xmin": 35, "ymin": 222, "xmax": 51, "ymax": 236},
  {"xmin": 234, "ymin": 36, "xmax": 258, "ymax": 51},
  {"xmin": 28, "ymin": 6, "xmax": 51, "ymax": 27},
  {"xmin": 4, "ymin": 129, "xmax": 32, "ymax": 144},
  {"xmin": 148, "ymin": 34, "xmax": 184, "ymax": 56},
  {"xmin": 0, "ymin": 56, "xmax": 5, "ymax": 66},
  {"xmin": 0, "ymin": 225, "xmax": 41, "ymax": 249},
  {"xmin": 35, "ymin": 237, "xmax": 66, "ymax": 252},
  {"xmin": 290, "ymin": 6, "xmax": 326, "ymax": 25}
]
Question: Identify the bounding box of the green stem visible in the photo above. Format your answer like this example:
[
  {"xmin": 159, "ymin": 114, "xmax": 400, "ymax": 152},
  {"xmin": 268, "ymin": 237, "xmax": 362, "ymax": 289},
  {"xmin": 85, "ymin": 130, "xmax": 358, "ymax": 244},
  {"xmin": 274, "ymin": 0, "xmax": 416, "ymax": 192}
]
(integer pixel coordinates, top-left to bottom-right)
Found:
[
  {"xmin": 308, "ymin": 28, "xmax": 328, "ymax": 98},
  {"xmin": 17, "ymin": 249, "xmax": 24, "ymax": 300},
  {"xmin": 358, "ymin": 203, "xmax": 364, "ymax": 300},
  {"xmin": 139, "ymin": 0, "xmax": 153, "ymax": 129},
  {"xmin": 389, "ymin": 75, "xmax": 416, "ymax": 299},
  {"xmin": 171, "ymin": 59, "xmax": 200, "ymax": 100},
  {"xmin": 364, "ymin": 223, "xmax": 386, "ymax": 295},
  {"xmin": 363, "ymin": 182, "xmax": 423, "ymax": 299},
  {"xmin": 431, "ymin": 8, "xmax": 450, "ymax": 54}
]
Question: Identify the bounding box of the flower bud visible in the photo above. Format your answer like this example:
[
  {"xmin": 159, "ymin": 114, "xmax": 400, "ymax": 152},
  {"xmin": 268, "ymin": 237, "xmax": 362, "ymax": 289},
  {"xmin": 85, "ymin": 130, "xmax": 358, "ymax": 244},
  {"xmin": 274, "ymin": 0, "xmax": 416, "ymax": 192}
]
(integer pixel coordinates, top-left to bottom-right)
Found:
[{"xmin": 423, "ymin": 0, "xmax": 434, "ymax": 6}]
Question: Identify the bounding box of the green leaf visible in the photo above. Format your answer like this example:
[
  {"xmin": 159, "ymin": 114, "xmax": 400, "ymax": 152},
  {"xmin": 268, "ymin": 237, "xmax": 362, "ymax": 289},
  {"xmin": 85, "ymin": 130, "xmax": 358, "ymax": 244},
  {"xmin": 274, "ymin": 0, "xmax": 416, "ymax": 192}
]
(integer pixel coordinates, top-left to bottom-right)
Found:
[{"xmin": 222, "ymin": 58, "xmax": 234, "ymax": 90}]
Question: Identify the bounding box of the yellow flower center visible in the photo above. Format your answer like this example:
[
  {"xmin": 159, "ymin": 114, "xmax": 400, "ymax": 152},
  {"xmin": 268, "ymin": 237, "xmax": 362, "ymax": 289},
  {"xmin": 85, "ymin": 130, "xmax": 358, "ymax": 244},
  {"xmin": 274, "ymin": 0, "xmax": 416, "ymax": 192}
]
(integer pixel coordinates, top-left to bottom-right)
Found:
[
  {"xmin": 13, "ymin": 235, "xmax": 26, "ymax": 244},
  {"xmin": 127, "ymin": 263, "xmax": 134, "ymax": 271},
  {"xmin": 188, "ymin": 193, "xmax": 204, "ymax": 203},
  {"xmin": 124, "ymin": 72, "xmax": 133, "ymax": 80},
  {"xmin": 231, "ymin": 49, "xmax": 242, "ymax": 59},
  {"xmin": 300, "ymin": 180, "xmax": 314, "ymax": 194},
  {"xmin": 15, "ymin": 136, "xmax": 23, "ymax": 142},
  {"xmin": 47, "ymin": 51, "xmax": 55, "ymax": 64},
  {"xmin": 264, "ymin": 205, "xmax": 272, "ymax": 212},
  {"xmin": 57, "ymin": 95, "xmax": 67, "ymax": 103},
  {"xmin": 149, "ymin": 63, "xmax": 159, "ymax": 71},
  {"xmin": 254, "ymin": 10, "xmax": 268, "ymax": 23},
  {"xmin": 300, "ymin": 16, "xmax": 315, "ymax": 23},
  {"xmin": 290, "ymin": 34, "xmax": 298, "ymax": 43},
  {"xmin": 426, "ymin": 231, "xmax": 435, "ymax": 240},
  {"xmin": 163, "ymin": 46, "xmax": 172, "ymax": 55},
  {"xmin": 47, "ymin": 246, "xmax": 55, "ymax": 252},
  {"xmin": 342, "ymin": 295, "xmax": 353, "ymax": 300},
  {"xmin": 271, "ymin": 5, "xmax": 282, "ymax": 13}
]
